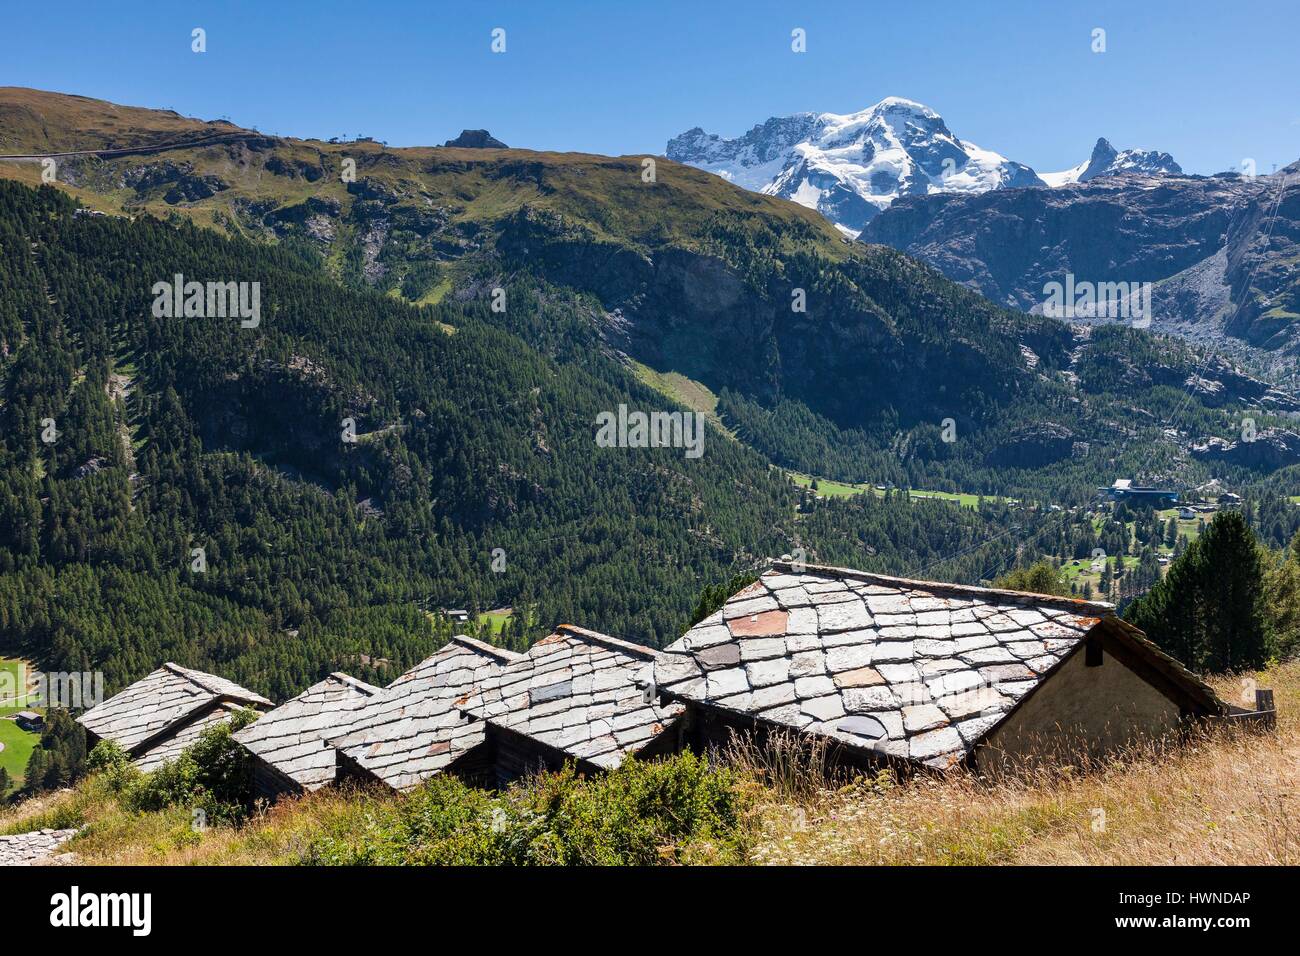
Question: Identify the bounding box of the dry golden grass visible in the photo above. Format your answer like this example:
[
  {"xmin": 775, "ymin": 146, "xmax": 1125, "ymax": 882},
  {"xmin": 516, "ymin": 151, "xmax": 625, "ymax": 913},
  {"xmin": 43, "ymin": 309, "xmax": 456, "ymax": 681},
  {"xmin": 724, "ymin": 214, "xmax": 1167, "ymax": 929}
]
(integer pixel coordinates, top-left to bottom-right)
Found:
[
  {"xmin": 76, "ymin": 788, "xmax": 368, "ymax": 866},
  {"xmin": 0, "ymin": 773, "xmax": 399, "ymax": 865},
  {"xmin": 748, "ymin": 662, "xmax": 1300, "ymax": 865}
]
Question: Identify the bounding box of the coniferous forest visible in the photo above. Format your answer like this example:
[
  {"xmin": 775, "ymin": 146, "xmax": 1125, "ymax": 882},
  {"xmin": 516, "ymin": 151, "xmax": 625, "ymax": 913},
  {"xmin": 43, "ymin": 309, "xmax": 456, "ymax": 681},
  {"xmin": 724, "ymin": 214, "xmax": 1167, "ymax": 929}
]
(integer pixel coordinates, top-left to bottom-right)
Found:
[
  {"xmin": 1, "ymin": 171, "xmax": 1298, "ymax": 705},
  {"xmin": 0, "ymin": 182, "xmax": 1037, "ymax": 698}
]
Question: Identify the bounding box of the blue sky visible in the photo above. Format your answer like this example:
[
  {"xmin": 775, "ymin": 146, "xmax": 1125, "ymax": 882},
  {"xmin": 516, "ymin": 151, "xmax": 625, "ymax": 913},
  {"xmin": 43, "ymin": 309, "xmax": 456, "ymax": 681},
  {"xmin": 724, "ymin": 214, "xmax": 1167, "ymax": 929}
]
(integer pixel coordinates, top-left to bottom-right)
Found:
[{"xmin": 4, "ymin": 0, "xmax": 1298, "ymax": 174}]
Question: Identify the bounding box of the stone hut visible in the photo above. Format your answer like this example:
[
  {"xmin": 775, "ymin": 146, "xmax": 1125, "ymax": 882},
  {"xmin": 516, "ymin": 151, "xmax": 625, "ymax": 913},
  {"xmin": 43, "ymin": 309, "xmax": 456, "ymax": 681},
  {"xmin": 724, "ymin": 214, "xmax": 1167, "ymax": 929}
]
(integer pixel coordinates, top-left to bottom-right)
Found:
[
  {"xmin": 654, "ymin": 562, "xmax": 1228, "ymax": 774},
  {"xmin": 77, "ymin": 663, "xmax": 271, "ymax": 771},
  {"xmin": 235, "ymin": 672, "xmax": 381, "ymax": 800}
]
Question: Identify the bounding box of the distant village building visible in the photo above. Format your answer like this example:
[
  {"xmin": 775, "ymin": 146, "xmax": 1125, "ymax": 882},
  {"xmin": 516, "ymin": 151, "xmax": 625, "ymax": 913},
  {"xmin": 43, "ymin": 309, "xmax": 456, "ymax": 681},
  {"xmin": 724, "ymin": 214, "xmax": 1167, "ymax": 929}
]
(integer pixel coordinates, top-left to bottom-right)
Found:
[
  {"xmin": 1103, "ymin": 478, "xmax": 1179, "ymax": 505},
  {"xmin": 654, "ymin": 563, "xmax": 1229, "ymax": 774},
  {"xmin": 234, "ymin": 673, "xmax": 380, "ymax": 800},
  {"xmin": 77, "ymin": 663, "xmax": 271, "ymax": 771},
  {"xmin": 14, "ymin": 711, "xmax": 43, "ymax": 732}
]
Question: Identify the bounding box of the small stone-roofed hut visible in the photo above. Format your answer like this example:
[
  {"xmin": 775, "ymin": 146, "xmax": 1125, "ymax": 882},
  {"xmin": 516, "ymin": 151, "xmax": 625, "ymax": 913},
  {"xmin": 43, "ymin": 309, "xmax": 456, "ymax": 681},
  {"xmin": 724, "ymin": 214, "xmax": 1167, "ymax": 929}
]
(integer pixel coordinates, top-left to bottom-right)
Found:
[
  {"xmin": 234, "ymin": 672, "xmax": 381, "ymax": 800},
  {"xmin": 457, "ymin": 624, "xmax": 685, "ymax": 786},
  {"xmin": 654, "ymin": 562, "xmax": 1228, "ymax": 774},
  {"xmin": 77, "ymin": 662, "xmax": 271, "ymax": 771},
  {"xmin": 327, "ymin": 636, "xmax": 521, "ymax": 792},
  {"xmin": 328, "ymin": 628, "xmax": 684, "ymax": 792}
]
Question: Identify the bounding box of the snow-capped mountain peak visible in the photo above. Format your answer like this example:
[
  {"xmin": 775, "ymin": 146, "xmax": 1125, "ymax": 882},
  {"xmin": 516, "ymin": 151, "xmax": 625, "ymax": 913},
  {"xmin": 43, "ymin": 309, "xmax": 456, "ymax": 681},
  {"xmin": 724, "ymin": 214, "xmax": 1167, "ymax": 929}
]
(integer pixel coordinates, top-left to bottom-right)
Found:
[
  {"xmin": 667, "ymin": 98, "xmax": 1042, "ymax": 236},
  {"xmin": 667, "ymin": 104, "xmax": 1182, "ymax": 236},
  {"xmin": 1039, "ymin": 137, "xmax": 1183, "ymax": 187}
]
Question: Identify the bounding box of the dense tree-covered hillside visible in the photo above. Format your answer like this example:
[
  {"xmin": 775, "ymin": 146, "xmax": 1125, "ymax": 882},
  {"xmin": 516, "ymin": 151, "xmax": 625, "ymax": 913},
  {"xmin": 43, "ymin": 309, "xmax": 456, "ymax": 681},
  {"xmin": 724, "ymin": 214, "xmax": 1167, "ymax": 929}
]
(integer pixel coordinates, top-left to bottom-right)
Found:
[
  {"xmin": 0, "ymin": 182, "xmax": 1025, "ymax": 698},
  {"xmin": 4, "ymin": 88, "xmax": 1296, "ymax": 508},
  {"xmin": 1, "ymin": 91, "xmax": 1297, "ymax": 703}
]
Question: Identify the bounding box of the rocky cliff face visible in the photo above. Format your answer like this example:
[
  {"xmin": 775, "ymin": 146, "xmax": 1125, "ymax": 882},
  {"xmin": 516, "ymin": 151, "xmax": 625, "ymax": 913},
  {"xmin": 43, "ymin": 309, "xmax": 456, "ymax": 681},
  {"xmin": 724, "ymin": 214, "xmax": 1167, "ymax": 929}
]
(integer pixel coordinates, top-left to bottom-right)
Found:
[
  {"xmin": 492, "ymin": 203, "xmax": 1054, "ymax": 431},
  {"xmin": 862, "ymin": 168, "xmax": 1300, "ymax": 357},
  {"xmin": 1192, "ymin": 429, "xmax": 1300, "ymax": 469},
  {"xmin": 443, "ymin": 129, "xmax": 507, "ymax": 149}
]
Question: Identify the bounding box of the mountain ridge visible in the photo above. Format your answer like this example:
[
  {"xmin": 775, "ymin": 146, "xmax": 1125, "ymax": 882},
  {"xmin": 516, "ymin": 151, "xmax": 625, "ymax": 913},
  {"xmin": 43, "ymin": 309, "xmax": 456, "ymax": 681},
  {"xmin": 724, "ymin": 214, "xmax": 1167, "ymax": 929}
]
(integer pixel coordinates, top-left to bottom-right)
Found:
[
  {"xmin": 862, "ymin": 164, "xmax": 1300, "ymax": 359},
  {"xmin": 666, "ymin": 97, "xmax": 1181, "ymax": 235},
  {"xmin": 1039, "ymin": 136, "xmax": 1182, "ymax": 187},
  {"xmin": 1, "ymin": 86, "xmax": 1292, "ymax": 494}
]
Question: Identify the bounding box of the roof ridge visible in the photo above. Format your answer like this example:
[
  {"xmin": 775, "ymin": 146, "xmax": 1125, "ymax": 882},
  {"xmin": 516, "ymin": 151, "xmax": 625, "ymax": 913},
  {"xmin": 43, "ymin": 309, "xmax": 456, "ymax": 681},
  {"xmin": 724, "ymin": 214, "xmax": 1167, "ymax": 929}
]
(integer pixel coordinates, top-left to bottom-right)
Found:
[
  {"xmin": 160, "ymin": 661, "xmax": 270, "ymax": 705},
  {"xmin": 553, "ymin": 624, "xmax": 658, "ymax": 660},
  {"xmin": 326, "ymin": 672, "xmax": 382, "ymax": 695},
  {"xmin": 161, "ymin": 661, "xmax": 220, "ymax": 696},
  {"xmin": 447, "ymin": 634, "xmax": 523, "ymax": 663},
  {"xmin": 767, "ymin": 560, "xmax": 1115, "ymax": 615}
]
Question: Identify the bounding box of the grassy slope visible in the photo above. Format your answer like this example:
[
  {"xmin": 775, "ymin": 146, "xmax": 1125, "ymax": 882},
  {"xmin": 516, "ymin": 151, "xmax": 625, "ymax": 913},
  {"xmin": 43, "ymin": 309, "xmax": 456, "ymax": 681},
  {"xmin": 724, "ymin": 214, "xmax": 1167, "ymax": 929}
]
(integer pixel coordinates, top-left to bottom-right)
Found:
[
  {"xmin": 628, "ymin": 360, "xmax": 734, "ymax": 438},
  {"xmin": 0, "ymin": 88, "xmax": 847, "ymax": 259},
  {"xmin": 788, "ymin": 471, "xmax": 1007, "ymax": 509},
  {"xmin": 751, "ymin": 663, "xmax": 1299, "ymax": 865},
  {"xmin": 0, "ymin": 86, "xmax": 223, "ymax": 151},
  {"xmin": 0, "ymin": 660, "xmax": 25, "ymax": 708},
  {"xmin": 0, "ymin": 721, "xmax": 37, "ymax": 792},
  {"xmin": 4, "ymin": 661, "xmax": 1295, "ymax": 865},
  {"xmin": 0, "ymin": 660, "xmax": 38, "ymax": 791}
]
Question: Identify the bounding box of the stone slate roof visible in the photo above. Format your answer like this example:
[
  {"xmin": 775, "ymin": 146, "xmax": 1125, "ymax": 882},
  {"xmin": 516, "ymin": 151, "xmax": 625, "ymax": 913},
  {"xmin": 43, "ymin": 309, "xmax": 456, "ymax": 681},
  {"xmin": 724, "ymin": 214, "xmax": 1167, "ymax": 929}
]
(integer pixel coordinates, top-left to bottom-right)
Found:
[
  {"xmin": 77, "ymin": 662, "xmax": 271, "ymax": 756},
  {"xmin": 654, "ymin": 563, "xmax": 1121, "ymax": 768},
  {"xmin": 234, "ymin": 673, "xmax": 381, "ymax": 792},
  {"xmin": 458, "ymin": 624, "xmax": 685, "ymax": 770},
  {"xmin": 135, "ymin": 701, "xmax": 245, "ymax": 772},
  {"xmin": 327, "ymin": 636, "xmax": 521, "ymax": 792}
]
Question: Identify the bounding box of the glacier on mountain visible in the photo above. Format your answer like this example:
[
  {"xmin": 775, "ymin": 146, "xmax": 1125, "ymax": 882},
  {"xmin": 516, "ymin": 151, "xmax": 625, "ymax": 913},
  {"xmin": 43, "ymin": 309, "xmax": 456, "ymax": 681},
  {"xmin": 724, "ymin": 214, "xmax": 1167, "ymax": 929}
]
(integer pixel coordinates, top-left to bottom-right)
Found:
[{"xmin": 668, "ymin": 99, "xmax": 1179, "ymax": 236}]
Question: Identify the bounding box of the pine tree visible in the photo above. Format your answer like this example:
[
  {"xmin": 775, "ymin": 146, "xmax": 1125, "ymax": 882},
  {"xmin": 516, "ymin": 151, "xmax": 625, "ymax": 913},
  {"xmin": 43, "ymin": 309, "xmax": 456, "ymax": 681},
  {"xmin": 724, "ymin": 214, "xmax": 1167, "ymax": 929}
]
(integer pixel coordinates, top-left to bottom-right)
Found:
[{"xmin": 1126, "ymin": 511, "xmax": 1270, "ymax": 672}]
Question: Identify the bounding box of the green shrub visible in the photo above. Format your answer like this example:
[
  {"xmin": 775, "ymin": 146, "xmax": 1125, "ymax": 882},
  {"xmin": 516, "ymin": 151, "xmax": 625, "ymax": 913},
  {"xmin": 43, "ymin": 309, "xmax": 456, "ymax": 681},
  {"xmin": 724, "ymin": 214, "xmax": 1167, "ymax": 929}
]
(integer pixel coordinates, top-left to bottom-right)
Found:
[
  {"xmin": 304, "ymin": 751, "xmax": 752, "ymax": 866},
  {"xmin": 86, "ymin": 740, "xmax": 140, "ymax": 792},
  {"xmin": 993, "ymin": 560, "xmax": 1068, "ymax": 597},
  {"xmin": 126, "ymin": 708, "xmax": 259, "ymax": 824}
]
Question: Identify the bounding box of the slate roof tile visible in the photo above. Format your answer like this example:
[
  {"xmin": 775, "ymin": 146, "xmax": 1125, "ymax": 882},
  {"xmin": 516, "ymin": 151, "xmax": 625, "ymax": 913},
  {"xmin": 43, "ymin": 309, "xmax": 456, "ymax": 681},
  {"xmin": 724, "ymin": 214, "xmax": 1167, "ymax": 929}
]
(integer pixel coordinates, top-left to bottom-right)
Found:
[
  {"xmin": 902, "ymin": 703, "xmax": 948, "ymax": 733},
  {"xmin": 729, "ymin": 609, "xmax": 790, "ymax": 637},
  {"xmin": 457, "ymin": 625, "xmax": 682, "ymax": 771},
  {"xmin": 801, "ymin": 695, "xmax": 845, "ymax": 721},
  {"xmin": 725, "ymin": 595, "xmax": 780, "ymax": 618},
  {"xmin": 834, "ymin": 666, "xmax": 884, "ymax": 688},
  {"xmin": 327, "ymin": 636, "xmax": 521, "ymax": 791},
  {"xmin": 771, "ymin": 586, "xmax": 815, "ymax": 608},
  {"xmin": 746, "ymin": 658, "xmax": 791, "ymax": 688},
  {"xmin": 655, "ymin": 562, "xmax": 1121, "ymax": 768},
  {"xmin": 77, "ymin": 663, "xmax": 271, "ymax": 759},
  {"xmin": 235, "ymin": 672, "xmax": 380, "ymax": 792}
]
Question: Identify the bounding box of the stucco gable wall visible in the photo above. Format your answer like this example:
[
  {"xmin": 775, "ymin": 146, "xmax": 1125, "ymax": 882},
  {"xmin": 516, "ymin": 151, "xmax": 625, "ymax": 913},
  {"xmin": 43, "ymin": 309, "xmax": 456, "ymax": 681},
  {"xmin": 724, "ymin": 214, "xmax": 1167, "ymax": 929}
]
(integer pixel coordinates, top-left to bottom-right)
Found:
[{"xmin": 976, "ymin": 642, "xmax": 1181, "ymax": 773}]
